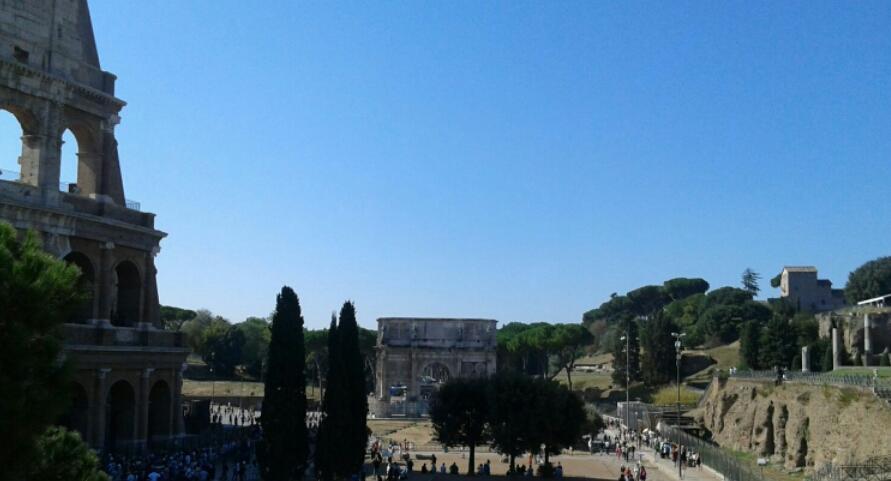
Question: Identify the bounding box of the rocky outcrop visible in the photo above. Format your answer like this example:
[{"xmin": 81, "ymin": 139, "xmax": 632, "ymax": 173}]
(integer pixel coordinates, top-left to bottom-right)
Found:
[{"xmin": 696, "ymin": 379, "xmax": 891, "ymax": 472}]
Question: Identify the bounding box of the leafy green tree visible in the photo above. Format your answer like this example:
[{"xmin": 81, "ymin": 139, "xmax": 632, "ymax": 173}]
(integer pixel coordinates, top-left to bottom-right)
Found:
[
  {"xmin": 790, "ymin": 313, "xmax": 819, "ymax": 348},
  {"xmin": 548, "ymin": 324, "xmax": 593, "ymax": 390},
  {"xmin": 809, "ymin": 338, "xmax": 831, "ymax": 372},
  {"xmin": 0, "ymin": 224, "xmax": 81, "ymax": 480},
  {"xmin": 488, "ymin": 373, "xmax": 534, "ymax": 473},
  {"xmin": 664, "ymin": 294, "xmax": 707, "ymax": 347},
  {"xmin": 640, "ymin": 312, "xmax": 679, "ymax": 386},
  {"xmin": 699, "ymin": 304, "xmax": 744, "ymax": 344},
  {"xmin": 704, "ymin": 287, "xmax": 753, "ymax": 308},
  {"xmin": 27, "ymin": 427, "xmax": 108, "ymax": 481},
  {"xmin": 304, "ymin": 327, "xmax": 330, "ymax": 396},
  {"xmin": 159, "ymin": 305, "xmax": 197, "ymax": 331},
  {"xmin": 627, "ymin": 285, "xmax": 669, "ymax": 316},
  {"xmin": 431, "ymin": 377, "xmax": 491, "ymax": 475},
  {"xmin": 258, "ymin": 287, "xmax": 308, "ymax": 481},
  {"xmin": 845, "ymin": 256, "xmax": 891, "ymax": 303},
  {"xmin": 335, "ymin": 302, "xmax": 368, "ymax": 477},
  {"xmin": 524, "ymin": 379, "xmax": 586, "ymax": 469},
  {"xmin": 182, "ymin": 309, "xmax": 230, "ymax": 356},
  {"xmin": 770, "ymin": 273, "xmax": 782, "ymax": 289},
  {"xmin": 205, "ymin": 325, "xmax": 246, "ymax": 377},
  {"xmin": 821, "ymin": 341, "xmax": 834, "ymax": 371},
  {"xmin": 741, "ymin": 268, "xmax": 761, "ymax": 295},
  {"xmin": 583, "ymin": 295, "xmax": 636, "ymax": 327},
  {"xmin": 237, "ymin": 317, "xmax": 271, "ymax": 379},
  {"xmin": 700, "ymin": 300, "xmax": 770, "ymax": 344},
  {"xmin": 358, "ymin": 326, "xmax": 378, "ymax": 394},
  {"xmin": 759, "ymin": 315, "xmax": 797, "ymax": 370},
  {"xmin": 502, "ymin": 322, "xmax": 551, "ymax": 376},
  {"xmin": 611, "ymin": 319, "xmax": 641, "ymax": 387},
  {"xmin": 662, "ymin": 278, "xmax": 710, "ymax": 301},
  {"xmin": 582, "ymin": 404, "xmax": 606, "ymax": 436}
]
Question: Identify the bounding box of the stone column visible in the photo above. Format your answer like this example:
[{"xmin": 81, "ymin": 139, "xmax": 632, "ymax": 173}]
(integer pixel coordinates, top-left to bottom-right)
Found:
[
  {"xmin": 173, "ymin": 364, "xmax": 186, "ymax": 435},
  {"xmin": 832, "ymin": 327, "xmax": 841, "ymax": 370},
  {"xmin": 76, "ymin": 152, "xmax": 103, "ymax": 197},
  {"xmin": 92, "ymin": 368, "xmax": 110, "ymax": 448},
  {"xmin": 864, "ymin": 314, "xmax": 872, "ymax": 356},
  {"xmin": 801, "ymin": 346, "xmax": 810, "ymax": 372},
  {"xmin": 137, "ymin": 368, "xmax": 154, "ymax": 447},
  {"xmin": 96, "ymin": 242, "xmax": 115, "ymax": 324}
]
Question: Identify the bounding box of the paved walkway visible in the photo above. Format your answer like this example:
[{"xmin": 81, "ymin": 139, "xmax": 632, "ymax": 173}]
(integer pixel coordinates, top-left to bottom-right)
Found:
[{"xmin": 603, "ymin": 429, "xmax": 724, "ymax": 481}]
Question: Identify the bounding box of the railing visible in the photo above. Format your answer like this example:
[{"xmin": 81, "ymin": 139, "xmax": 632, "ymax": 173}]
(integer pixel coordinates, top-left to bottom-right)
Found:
[
  {"xmin": 656, "ymin": 424, "xmax": 768, "ymax": 481},
  {"xmin": 62, "ymin": 323, "xmax": 186, "ymax": 349},
  {"xmin": 0, "ymin": 166, "xmax": 141, "ymax": 211},
  {"xmin": 811, "ymin": 455, "xmax": 891, "ymax": 481},
  {"xmin": 729, "ymin": 370, "xmax": 891, "ymax": 390}
]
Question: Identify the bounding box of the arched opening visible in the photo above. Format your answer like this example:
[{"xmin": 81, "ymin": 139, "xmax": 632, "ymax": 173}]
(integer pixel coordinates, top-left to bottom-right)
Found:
[
  {"xmin": 113, "ymin": 261, "xmax": 141, "ymax": 326},
  {"xmin": 58, "ymin": 383, "xmax": 90, "ymax": 441},
  {"xmin": 63, "ymin": 252, "xmax": 95, "ymax": 323},
  {"xmin": 106, "ymin": 380, "xmax": 135, "ymax": 450},
  {"xmin": 60, "ymin": 128, "xmax": 79, "ymax": 193},
  {"xmin": 421, "ymin": 362, "xmax": 451, "ymax": 383},
  {"xmin": 0, "ymin": 109, "xmax": 24, "ymax": 180},
  {"xmin": 419, "ymin": 362, "xmax": 451, "ymax": 400},
  {"xmin": 147, "ymin": 380, "xmax": 171, "ymax": 440}
]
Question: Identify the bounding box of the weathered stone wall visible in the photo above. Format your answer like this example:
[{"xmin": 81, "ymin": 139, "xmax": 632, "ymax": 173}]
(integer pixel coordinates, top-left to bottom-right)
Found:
[
  {"xmin": 817, "ymin": 308, "xmax": 891, "ymax": 364},
  {"xmin": 695, "ymin": 378, "xmax": 891, "ymax": 472}
]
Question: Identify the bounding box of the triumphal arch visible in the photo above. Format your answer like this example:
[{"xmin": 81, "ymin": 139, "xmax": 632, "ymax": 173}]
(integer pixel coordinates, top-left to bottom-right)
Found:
[
  {"xmin": 0, "ymin": 1, "xmax": 188, "ymax": 450},
  {"xmin": 372, "ymin": 318, "xmax": 497, "ymax": 417}
]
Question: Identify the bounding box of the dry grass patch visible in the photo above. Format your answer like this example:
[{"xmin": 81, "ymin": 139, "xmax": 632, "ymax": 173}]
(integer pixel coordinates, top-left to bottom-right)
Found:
[{"xmin": 651, "ymin": 384, "xmax": 701, "ymax": 405}]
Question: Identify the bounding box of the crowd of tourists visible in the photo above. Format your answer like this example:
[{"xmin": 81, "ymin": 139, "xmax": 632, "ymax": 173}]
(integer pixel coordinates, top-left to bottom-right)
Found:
[
  {"xmin": 210, "ymin": 403, "xmax": 259, "ymax": 427},
  {"xmin": 101, "ymin": 428, "xmax": 259, "ymax": 481}
]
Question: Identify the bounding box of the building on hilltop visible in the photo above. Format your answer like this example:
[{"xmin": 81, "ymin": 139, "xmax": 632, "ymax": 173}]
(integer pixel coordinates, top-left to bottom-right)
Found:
[
  {"xmin": 777, "ymin": 266, "xmax": 846, "ymax": 313},
  {"xmin": 371, "ymin": 318, "xmax": 497, "ymax": 418},
  {"xmin": 0, "ymin": 0, "xmax": 188, "ymax": 451}
]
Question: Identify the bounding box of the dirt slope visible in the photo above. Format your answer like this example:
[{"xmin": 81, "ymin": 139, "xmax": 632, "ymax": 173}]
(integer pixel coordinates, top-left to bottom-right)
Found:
[{"xmin": 694, "ymin": 378, "xmax": 891, "ymax": 472}]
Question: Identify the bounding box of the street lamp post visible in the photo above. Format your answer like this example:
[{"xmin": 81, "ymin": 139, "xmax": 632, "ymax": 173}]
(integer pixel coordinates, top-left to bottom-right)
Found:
[
  {"xmin": 209, "ymin": 366, "xmax": 216, "ymax": 424},
  {"xmin": 620, "ymin": 332, "xmax": 630, "ymax": 434},
  {"xmin": 672, "ymin": 332, "xmax": 686, "ymax": 480}
]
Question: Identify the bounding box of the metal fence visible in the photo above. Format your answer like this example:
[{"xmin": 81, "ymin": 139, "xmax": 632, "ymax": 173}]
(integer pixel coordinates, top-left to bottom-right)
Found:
[
  {"xmin": 656, "ymin": 424, "xmax": 768, "ymax": 481},
  {"xmin": 811, "ymin": 455, "xmax": 891, "ymax": 481},
  {"xmin": 729, "ymin": 370, "xmax": 891, "ymax": 392},
  {"xmin": 0, "ymin": 166, "xmax": 141, "ymax": 211}
]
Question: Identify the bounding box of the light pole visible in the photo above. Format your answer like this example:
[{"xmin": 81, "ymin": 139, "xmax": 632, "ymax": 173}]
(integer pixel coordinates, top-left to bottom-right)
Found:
[
  {"xmin": 209, "ymin": 365, "xmax": 216, "ymax": 424},
  {"xmin": 620, "ymin": 332, "xmax": 630, "ymax": 434},
  {"xmin": 672, "ymin": 332, "xmax": 686, "ymax": 480}
]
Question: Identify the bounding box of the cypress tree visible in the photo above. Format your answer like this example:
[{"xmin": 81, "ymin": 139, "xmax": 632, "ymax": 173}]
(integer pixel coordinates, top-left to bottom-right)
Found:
[
  {"xmin": 258, "ymin": 287, "xmax": 308, "ymax": 481},
  {"xmin": 821, "ymin": 341, "xmax": 834, "ymax": 372},
  {"xmin": 315, "ymin": 314, "xmax": 342, "ymax": 481},
  {"xmin": 739, "ymin": 321, "xmax": 762, "ymax": 370},
  {"xmin": 337, "ymin": 301, "xmax": 369, "ymax": 477}
]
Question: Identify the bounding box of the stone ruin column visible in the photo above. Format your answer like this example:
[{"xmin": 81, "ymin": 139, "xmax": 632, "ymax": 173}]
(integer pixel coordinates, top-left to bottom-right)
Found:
[
  {"xmin": 832, "ymin": 327, "xmax": 841, "ymax": 370},
  {"xmin": 864, "ymin": 313, "xmax": 872, "ymax": 358},
  {"xmin": 801, "ymin": 346, "xmax": 810, "ymax": 372}
]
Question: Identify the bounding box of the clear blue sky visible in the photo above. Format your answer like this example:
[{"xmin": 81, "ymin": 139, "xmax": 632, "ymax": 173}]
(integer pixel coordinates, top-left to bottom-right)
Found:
[{"xmin": 3, "ymin": 1, "xmax": 890, "ymax": 329}]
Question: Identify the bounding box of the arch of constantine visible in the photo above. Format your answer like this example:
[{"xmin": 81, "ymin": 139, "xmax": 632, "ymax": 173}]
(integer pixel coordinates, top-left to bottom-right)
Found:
[
  {"xmin": 0, "ymin": 0, "xmax": 188, "ymax": 451},
  {"xmin": 371, "ymin": 317, "xmax": 497, "ymax": 417}
]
